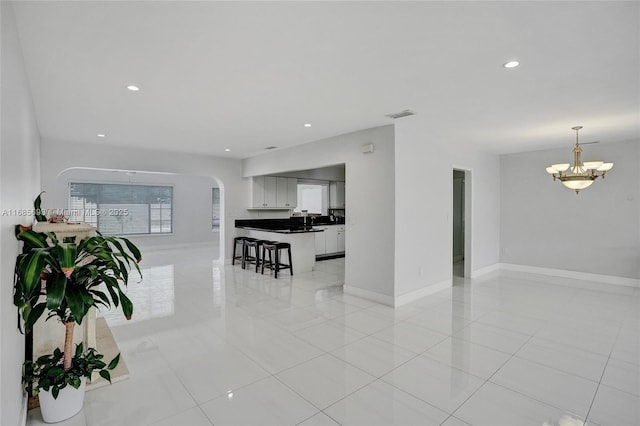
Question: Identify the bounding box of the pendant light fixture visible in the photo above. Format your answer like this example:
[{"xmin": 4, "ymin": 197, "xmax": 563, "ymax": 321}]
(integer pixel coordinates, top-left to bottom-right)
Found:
[{"xmin": 545, "ymin": 126, "xmax": 613, "ymax": 194}]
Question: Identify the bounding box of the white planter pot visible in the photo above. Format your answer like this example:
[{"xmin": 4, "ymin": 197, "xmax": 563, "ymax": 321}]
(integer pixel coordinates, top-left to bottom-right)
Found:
[{"xmin": 38, "ymin": 377, "xmax": 86, "ymax": 423}]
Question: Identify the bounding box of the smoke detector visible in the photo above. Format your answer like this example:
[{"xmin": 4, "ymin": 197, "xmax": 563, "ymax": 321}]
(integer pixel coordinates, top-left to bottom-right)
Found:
[{"xmin": 385, "ymin": 109, "xmax": 416, "ymax": 119}]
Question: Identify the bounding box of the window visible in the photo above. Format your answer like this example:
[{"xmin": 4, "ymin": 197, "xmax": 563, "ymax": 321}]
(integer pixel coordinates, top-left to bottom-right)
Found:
[
  {"xmin": 212, "ymin": 187, "xmax": 220, "ymax": 231},
  {"xmin": 69, "ymin": 183, "xmax": 173, "ymax": 235},
  {"xmin": 294, "ymin": 181, "xmax": 328, "ymax": 215}
]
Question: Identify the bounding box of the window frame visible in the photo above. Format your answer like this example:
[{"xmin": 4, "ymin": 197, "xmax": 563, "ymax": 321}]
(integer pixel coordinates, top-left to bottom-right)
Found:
[{"xmin": 68, "ymin": 181, "xmax": 174, "ymax": 236}]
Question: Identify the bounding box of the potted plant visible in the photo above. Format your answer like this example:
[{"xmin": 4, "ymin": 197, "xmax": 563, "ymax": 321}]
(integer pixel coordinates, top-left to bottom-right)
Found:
[{"xmin": 14, "ymin": 195, "xmax": 142, "ymax": 423}]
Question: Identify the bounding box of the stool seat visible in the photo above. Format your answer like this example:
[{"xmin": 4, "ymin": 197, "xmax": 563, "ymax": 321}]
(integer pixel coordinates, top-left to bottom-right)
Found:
[
  {"xmin": 261, "ymin": 242, "xmax": 293, "ymax": 278},
  {"xmin": 243, "ymin": 239, "xmax": 273, "ymax": 272},
  {"xmin": 232, "ymin": 236, "xmax": 255, "ymax": 265}
]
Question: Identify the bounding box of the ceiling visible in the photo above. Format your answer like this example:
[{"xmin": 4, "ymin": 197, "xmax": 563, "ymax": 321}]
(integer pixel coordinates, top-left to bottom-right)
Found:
[{"xmin": 11, "ymin": 1, "xmax": 639, "ymax": 158}]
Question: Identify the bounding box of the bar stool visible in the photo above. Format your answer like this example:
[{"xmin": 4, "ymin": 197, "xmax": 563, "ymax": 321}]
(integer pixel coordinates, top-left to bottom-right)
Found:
[
  {"xmin": 232, "ymin": 236, "xmax": 254, "ymax": 265},
  {"xmin": 243, "ymin": 239, "xmax": 272, "ymax": 272},
  {"xmin": 261, "ymin": 242, "xmax": 293, "ymax": 278}
]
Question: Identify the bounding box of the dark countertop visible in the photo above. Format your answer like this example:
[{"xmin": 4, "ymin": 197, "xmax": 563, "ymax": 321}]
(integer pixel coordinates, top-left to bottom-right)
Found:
[{"xmin": 236, "ymin": 226, "xmax": 323, "ymax": 234}]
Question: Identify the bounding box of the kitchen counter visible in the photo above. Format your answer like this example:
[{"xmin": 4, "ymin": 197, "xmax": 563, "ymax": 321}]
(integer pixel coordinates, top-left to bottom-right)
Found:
[
  {"xmin": 235, "ymin": 219, "xmax": 320, "ymax": 273},
  {"xmin": 236, "ymin": 226, "xmax": 323, "ymax": 234}
]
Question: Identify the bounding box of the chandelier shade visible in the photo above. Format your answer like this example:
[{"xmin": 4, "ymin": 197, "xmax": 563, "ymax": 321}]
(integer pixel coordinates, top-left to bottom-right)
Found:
[{"xmin": 545, "ymin": 126, "xmax": 613, "ymax": 194}]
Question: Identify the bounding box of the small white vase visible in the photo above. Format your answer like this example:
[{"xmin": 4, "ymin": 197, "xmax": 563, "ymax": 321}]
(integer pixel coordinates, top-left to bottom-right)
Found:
[{"xmin": 38, "ymin": 377, "xmax": 86, "ymax": 423}]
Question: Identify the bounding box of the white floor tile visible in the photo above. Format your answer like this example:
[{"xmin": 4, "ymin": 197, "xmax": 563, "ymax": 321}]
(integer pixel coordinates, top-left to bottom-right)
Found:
[
  {"xmin": 371, "ymin": 321, "xmax": 448, "ymax": 354},
  {"xmin": 381, "ymin": 355, "xmax": 485, "ymax": 413},
  {"xmin": 600, "ymin": 358, "xmax": 640, "ymax": 397},
  {"xmin": 293, "ymin": 320, "xmax": 367, "ymax": 352},
  {"xmin": 26, "ymin": 251, "xmax": 634, "ymax": 426},
  {"xmin": 423, "ymin": 336, "xmax": 511, "ymax": 379},
  {"xmin": 151, "ymin": 407, "xmax": 213, "ymax": 426},
  {"xmin": 324, "ymin": 379, "xmax": 449, "ymax": 425},
  {"xmin": 171, "ymin": 349, "xmax": 270, "ymax": 404},
  {"xmin": 276, "ymin": 354, "xmax": 376, "ymax": 409},
  {"xmin": 475, "ymin": 310, "xmax": 546, "ymax": 336},
  {"xmin": 83, "ymin": 369, "xmax": 197, "ymax": 425},
  {"xmin": 514, "ymin": 337, "xmax": 609, "ymax": 382},
  {"xmin": 405, "ymin": 310, "xmax": 471, "ymax": 335},
  {"xmin": 297, "ymin": 412, "xmax": 340, "ymax": 426},
  {"xmin": 440, "ymin": 415, "xmax": 472, "ymax": 426},
  {"xmin": 332, "ymin": 309, "xmax": 397, "ymax": 335},
  {"xmin": 265, "ymin": 306, "xmax": 329, "ymax": 332},
  {"xmin": 238, "ymin": 332, "xmax": 324, "ymax": 374},
  {"xmin": 453, "ymin": 322, "xmax": 530, "ymax": 355},
  {"xmin": 454, "ymin": 382, "xmax": 585, "ymax": 426},
  {"xmin": 490, "ymin": 357, "xmax": 598, "ymax": 419},
  {"xmin": 587, "ymin": 384, "xmax": 640, "ymax": 426},
  {"xmin": 330, "ymin": 335, "xmax": 417, "ymax": 377},
  {"xmin": 199, "ymin": 377, "xmax": 318, "ymax": 426},
  {"xmin": 27, "ymin": 408, "xmax": 86, "ymax": 426}
]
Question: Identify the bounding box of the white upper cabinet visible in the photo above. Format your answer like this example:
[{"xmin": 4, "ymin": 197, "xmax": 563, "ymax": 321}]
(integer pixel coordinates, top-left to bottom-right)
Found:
[
  {"xmin": 329, "ymin": 181, "xmax": 345, "ymax": 208},
  {"xmin": 251, "ymin": 176, "xmax": 297, "ymax": 209},
  {"xmin": 276, "ymin": 177, "xmax": 298, "ymax": 208},
  {"xmin": 251, "ymin": 176, "xmax": 277, "ymax": 208}
]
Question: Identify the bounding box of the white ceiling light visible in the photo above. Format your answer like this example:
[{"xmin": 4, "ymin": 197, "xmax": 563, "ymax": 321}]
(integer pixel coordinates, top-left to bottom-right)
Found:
[
  {"xmin": 126, "ymin": 85, "xmax": 140, "ymax": 91},
  {"xmin": 503, "ymin": 60, "xmax": 520, "ymax": 69},
  {"xmin": 545, "ymin": 126, "xmax": 614, "ymax": 194},
  {"xmin": 97, "ymin": 133, "xmax": 105, "ymax": 138},
  {"xmin": 224, "ymin": 148, "xmax": 231, "ymax": 152},
  {"xmin": 303, "ymin": 123, "xmax": 312, "ymax": 127}
]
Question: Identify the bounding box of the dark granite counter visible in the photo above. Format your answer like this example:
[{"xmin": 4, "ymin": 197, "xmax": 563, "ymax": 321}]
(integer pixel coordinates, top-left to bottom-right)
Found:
[
  {"xmin": 235, "ymin": 218, "xmax": 324, "ymax": 234},
  {"xmin": 235, "ymin": 226, "xmax": 322, "ymax": 234}
]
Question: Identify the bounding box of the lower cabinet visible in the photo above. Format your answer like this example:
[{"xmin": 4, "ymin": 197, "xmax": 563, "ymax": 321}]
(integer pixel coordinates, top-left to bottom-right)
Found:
[
  {"xmin": 314, "ymin": 225, "xmax": 344, "ymax": 255},
  {"xmin": 337, "ymin": 225, "xmax": 345, "ymax": 252}
]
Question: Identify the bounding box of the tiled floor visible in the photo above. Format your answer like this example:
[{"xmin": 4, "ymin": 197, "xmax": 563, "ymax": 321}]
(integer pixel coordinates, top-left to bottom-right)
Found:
[{"xmin": 27, "ymin": 249, "xmax": 639, "ymax": 426}]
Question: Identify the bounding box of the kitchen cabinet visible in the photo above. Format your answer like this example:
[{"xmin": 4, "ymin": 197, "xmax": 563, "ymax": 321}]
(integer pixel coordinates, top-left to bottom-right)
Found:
[
  {"xmin": 315, "ymin": 228, "xmax": 327, "ymax": 255},
  {"xmin": 314, "ymin": 225, "xmax": 344, "ymax": 255},
  {"xmin": 330, "ymin": 181, "xmax": 345, "ymax": 208},
  {"xmin": 251, "ymin": 176, "xmax": 277, "ymax": 208},
  {"xmin": 276, "ymin": 177, "xmax": 298, "ymax": 208},
  {"xmin": 337, "ymin": 225, "xmax": 345, "ymax": 252},
  {"xmin": 251, "ymin": 176, "xmax": 297, "ymax": 209}
]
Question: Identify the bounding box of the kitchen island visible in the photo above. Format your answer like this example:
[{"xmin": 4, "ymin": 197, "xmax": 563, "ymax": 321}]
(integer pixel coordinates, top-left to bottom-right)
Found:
[{"xmin": 235, "ymin": 219, "xmax": 323, "ymax": 273}]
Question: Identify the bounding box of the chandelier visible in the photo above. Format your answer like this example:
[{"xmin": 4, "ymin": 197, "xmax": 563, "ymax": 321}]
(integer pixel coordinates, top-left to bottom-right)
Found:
[{"xmin": 545, "ymin": 126, "xmax": 613, "ymax": 194}]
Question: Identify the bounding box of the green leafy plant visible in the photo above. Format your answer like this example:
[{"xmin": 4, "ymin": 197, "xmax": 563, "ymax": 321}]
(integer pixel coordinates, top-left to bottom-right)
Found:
[
  {"xmin": 23, "ymin": 344, "xmax": 120, "ymax": 399},
  {"xmin": 14, "ymin": 193, "xmax": 142, "ymax": 398}
]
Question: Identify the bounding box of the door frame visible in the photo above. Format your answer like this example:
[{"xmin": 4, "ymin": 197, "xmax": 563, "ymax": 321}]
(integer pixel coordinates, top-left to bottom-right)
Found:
[{"xmin": 452, "ymin": 166, "xmax": 472, "ymax": 277}]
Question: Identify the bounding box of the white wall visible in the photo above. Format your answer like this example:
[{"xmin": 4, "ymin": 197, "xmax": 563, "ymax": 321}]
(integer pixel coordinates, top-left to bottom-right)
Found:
[
  {"xmin": 243, "ymin": 125, "xmax": 395, "ymax": 298},
  {"xmin": 394, "ymin": 117, "xmax": 501, "ymax": 298},
  {"xmin": 48, "ymin": 168, "xmax": 219, "ymax": 252},
  {"xmin": 276, "ymin": 164, "xmax": 346, "ymax": 181},
  {"xmin": 501, "ymin": 139, "xmax": 640, "ymax": 279},
  {"xmin": 1, "ymin": 2, "xmax": 42, "ymax": 424},
  {"xmin": 40, "ymin": 139, "xmax": 248, "ymax": 262}
]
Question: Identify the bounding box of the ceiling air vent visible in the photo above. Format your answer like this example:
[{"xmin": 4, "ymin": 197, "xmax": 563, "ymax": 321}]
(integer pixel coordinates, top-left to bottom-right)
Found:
[
  {"xmin": 264, "ymin": 146, "xmax": 278, "ymax": 150},
  {"xmin": 385, "ymin": 109, "xmax": 416, "ymax": 119}
]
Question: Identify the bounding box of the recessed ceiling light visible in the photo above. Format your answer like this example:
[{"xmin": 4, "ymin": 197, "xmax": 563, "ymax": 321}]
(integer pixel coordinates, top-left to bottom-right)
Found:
[
  {"xmin": 97, "ymin": 133, "xmax": 106, "ymax": 138},
  {"xmin": 503, "ymin": 61, "xmax": 520, "ymax": 69},
  {"xmin": 304, "ymin": 123, "xmax": 312, "ymax": 127},
  {"xmin": 224, "ymin": 148, "xmax": 231, "ymax": 152},
  {"xmin": 126, "ymin": 85, "xmax": 140, "ymax": 91}
]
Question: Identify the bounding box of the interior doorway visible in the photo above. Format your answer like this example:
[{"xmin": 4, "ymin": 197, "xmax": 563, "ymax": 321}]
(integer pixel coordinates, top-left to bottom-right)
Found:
[{"xmin": 452, "ymin": 168, "xmax": 470, "ymax": 277}]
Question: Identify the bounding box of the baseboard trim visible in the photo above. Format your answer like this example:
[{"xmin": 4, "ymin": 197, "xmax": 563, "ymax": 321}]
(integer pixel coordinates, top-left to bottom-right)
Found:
[
  {"xmin": 343, "ymin": 285, "xmax": 394, "ymax": 307},
  {"xmin": 345, "ymin": 279, "xmax": 453, "ymax": 308},
  {"xmin": 20, "ymin": 393, "xmax": 28, "ymax": 426},
  {"xmin": 500, "ymin": 263, "xmax": 640, "ymax": 288},
  {"xmin": 394, "ymin": 279, "xmax": 452, "ymax": 307},
  {"xmin": 471, "ymin": 263, "xmax": 501, "ymax": 278}
]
